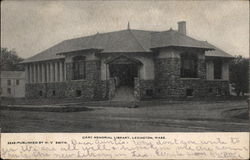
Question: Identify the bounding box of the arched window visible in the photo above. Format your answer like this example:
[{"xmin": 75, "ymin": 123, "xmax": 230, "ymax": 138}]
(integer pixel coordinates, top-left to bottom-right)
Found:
[
  {"xmin": 180, "ymin": 53, "xmax": 198, "ymax": 78},
  {"xmin": 72, "ymin": 56, "xmax": 86, "ymax": 80}
]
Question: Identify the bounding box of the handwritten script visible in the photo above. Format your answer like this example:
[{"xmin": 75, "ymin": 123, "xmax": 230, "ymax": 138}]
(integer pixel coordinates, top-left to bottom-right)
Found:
[{"xmin": 1, "ymin": 133, "xmax": 249, "ymax": 159}]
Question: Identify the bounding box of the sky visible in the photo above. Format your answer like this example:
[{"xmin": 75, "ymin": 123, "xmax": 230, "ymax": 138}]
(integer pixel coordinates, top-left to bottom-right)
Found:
[{"xmin": 1, "ymin": 0, "xmax": 249, "ymax": 58}]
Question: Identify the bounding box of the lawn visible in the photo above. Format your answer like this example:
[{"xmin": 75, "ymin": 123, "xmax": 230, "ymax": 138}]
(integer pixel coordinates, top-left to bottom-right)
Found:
[{"xmin": 0, "ymin": 100, "xmax": 249, "ymax": 132}]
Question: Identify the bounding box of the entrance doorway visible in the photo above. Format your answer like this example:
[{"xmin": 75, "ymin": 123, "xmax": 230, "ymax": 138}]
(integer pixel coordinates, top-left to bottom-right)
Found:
[
  {"xmin": 106, "ymin": 55, "xmax": 141, "ymax": 101},
  {"xmin": 110, "ymin": 64, "xmax": 138, "ymax": 87}
]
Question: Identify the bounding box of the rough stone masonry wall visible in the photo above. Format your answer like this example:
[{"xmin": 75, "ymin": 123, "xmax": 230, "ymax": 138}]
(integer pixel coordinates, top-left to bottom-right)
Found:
[
  {"xmin": 94, "ymin": 80, "xmax": 108, "ymax": 100},
  {"xmin": 26, "ymin": 59, "xmax": 105, "ymax": 100},
  {"xmin": 90, "ymin": 60, "xmax": 109, "ymax": 100},
  {"xmin": 154, "ymin": 57, "xmax": 182, "ymax": 98},
  {"xmin": 25, "ymin": 83, "xmax": 47, "ymax": 98},
  {"xmin": 134, "ymin": 78, "xmax": 140, "ymax": 100},
  {"xmin": 65, "ymin": 60, "xmax": 102, "ymax": 99},
  {"xmin": 154, "ymin": 56, "xmax": 229, "ymax": 98},
  {"xmin": 139, "ymin": 80, "xmax": 155, "ymax": 99},
  {"xmin": 25, "ymin": 82, "xmax": 67, "ymax": 98}
]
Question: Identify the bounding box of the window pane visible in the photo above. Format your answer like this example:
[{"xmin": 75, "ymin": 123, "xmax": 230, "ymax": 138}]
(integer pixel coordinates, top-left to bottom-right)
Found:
[
  {"xmin": 214, "ymin": 60, "xmax": 222, "ymax": 79},
  {"xmin": 72, "ymin": 56, "xmax": 86, "ymax": 80},
  {"xmin": 180, "ymin": 53, "xmax": 198, "ymax": 78},
  {"xmin": 79, "ymin": 62, "xmax": 85, "ymax": 79}
]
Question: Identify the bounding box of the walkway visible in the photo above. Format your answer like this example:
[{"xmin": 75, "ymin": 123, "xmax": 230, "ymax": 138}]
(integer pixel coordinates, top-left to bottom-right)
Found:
[{"xmin": 112, "ymin": 86, "xmax": 135, "ymax": 101}]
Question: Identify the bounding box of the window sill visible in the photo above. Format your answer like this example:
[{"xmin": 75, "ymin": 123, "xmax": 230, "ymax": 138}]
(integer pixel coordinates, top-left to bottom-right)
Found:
[{"xmin": 180, "ymin": 78, "xmax": 200, "ymax": 80}]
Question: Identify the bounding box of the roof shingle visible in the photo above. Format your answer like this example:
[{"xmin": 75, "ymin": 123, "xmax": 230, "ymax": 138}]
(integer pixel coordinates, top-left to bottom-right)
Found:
[
  {"xmin": 202, "ymin": 41, "xmax": 233, "ymax": 58},
  {"xmin": 21, "ymin": 28, "xmax": 232, "ymax": 63}
]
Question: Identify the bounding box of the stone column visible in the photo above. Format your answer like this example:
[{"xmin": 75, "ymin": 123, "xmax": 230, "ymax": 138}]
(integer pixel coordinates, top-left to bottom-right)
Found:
[
  {"xmin": 50, "ymin": 62, "xmax": 54, "ymax": 82},
  {"xmin": 64, "ymin": 62, "xmax": 67, "ymax": 80},
  {"xmin": 25, "ymin": 65, "xmax": 30, "ymax": 84},
  {"xmin": 46, "ymin": 63, "xmax": 50, "ymax": 83},
  {"xmin": 34, "ymin": 64, "xmax": 37, "ymax": 83},
  {"xmin": 41, "ymin": 63, "xmax": 46, "ymax": 83},
  {"xmin": 37, "ymin": 63, "xmax": 41, "ymax": 83},
  {"xmin": 30, "ymin": 64, "xmax": 33, "ymax": 83},
  {"xmin": 222, "ymin": 61, "xmax": 229, "ymax": 80},
  {"xmin": 107, "ymin": 64, "xmax": 110, "ymax": 80},
  {"xmin": 206, "ymin": 60, "xmax": 214, "ymax": 80},
  {"xmin": 55, "ymin": 62, "xmax": 58, "ymax": 82},
  {"xmin": 59, "ymin": 61, "xmax": 64, "ymax": 81}
]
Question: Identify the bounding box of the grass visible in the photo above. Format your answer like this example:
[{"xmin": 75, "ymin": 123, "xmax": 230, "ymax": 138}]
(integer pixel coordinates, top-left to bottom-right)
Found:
[{"xmin": 0, "ymin": 100, "xmax": 249, "ymax": 132}]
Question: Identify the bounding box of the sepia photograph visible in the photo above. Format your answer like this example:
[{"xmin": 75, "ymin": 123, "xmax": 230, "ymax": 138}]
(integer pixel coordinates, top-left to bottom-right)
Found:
[
  {"xmin": 0, "ymin": 0, "xmax": 249, "ymax": 133},
  {"xmin": 1, "ymin": 0, "xmax": 249, "ymax": 159}
]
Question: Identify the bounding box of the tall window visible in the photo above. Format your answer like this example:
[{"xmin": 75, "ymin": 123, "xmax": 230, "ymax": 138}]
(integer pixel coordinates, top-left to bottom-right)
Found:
[
  {"xmin": 180, "ymin": 53, "xmax": 198, "ymax": 78},
  {"xmin": 214, "ymin": 59, "xmax": 222, "ymax": 79},
  {"xmin": 73, "ymin": 56, "xmax": 86, "ymax": 80}
]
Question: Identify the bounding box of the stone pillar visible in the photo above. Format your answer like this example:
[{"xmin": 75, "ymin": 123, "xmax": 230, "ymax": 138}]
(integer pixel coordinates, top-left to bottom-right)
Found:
[
  {"xmin": 34, "ymin": 64, "xmax": 37, "ymax": 83},
  {"xmin": 41, "ymin": 63, "xmax": 46, "ymax": 83},
  {"xmin": 107, "ymin": 64, "xmax": 110, "ymax": 80},
  {"xmin": 59, "ymin": 61, "xmax": 64, "ymax": 81},
  {"xmin": 37, "ymin": 63, "xmax": 41, "ymax": 83},
  {"xmin": 46, "ymin": 63, "xmax": 50, "ymax": 82},
  {"xmin": 222, "ymin": 61, "xmax": 229, "ymax": 80},
  {"xmin": 55, "ymin": 62, "xmax": 58, "ymax": 82},
  {"xmin": 50, "ymin": 62, "xmax": 54, "ymax": 82},
  {"xmin": 64, "ymin": 62, "xmax": 67, "ymax": 81},
  {"xmin": 25, "ymin": 65, "xmax": 30, "ymax": 84},
  {"xmin": 30, "ymin": 64, "xmax": 34, "ymax": 83},
  {"xmin": 206, "ymin": 60, "xmax": 214, "ymax": 80}
]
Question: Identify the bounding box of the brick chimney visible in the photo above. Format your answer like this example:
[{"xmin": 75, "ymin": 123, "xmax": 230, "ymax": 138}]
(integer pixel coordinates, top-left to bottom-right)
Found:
[{"xmin": 178, "ymin": 21, "xmax": 186, "ymax": 35}]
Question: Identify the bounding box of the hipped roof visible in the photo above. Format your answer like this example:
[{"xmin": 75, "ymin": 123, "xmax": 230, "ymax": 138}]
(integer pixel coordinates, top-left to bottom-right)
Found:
[
  {"xmin": 22, "ymin": 29, "xmax": 232, "ymax": 63},
  {"xmin": 202, "ymin": 41, "xmax": 233, "ymax": 58}
]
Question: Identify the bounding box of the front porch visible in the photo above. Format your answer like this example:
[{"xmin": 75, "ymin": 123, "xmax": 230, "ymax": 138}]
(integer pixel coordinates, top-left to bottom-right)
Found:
[{"xmin": 105, "ymin": 55, "xmax": 142, "ymax": 101}]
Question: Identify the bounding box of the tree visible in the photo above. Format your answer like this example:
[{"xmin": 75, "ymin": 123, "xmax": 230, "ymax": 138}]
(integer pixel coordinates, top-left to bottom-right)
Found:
[
  {"xmin": 229, "ymin": 55, "xmax": 249, "ymax": 96},
  {"xmin": 0, "ymin": 47, "xmax": 24, "ymax": 71}
]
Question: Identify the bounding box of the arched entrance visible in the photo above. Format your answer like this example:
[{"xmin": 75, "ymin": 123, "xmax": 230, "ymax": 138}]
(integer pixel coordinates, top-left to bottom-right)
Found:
[
  {"xmin": 110, "ymin": 63, "xmax": 138, "ymax": 87},
  {"xmin": 106, "ymin": 55, "xmax": 142, "ymax": 101}
]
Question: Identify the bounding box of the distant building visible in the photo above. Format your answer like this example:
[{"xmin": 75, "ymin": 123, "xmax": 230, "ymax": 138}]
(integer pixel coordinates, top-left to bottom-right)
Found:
[
  {"xmin": 0, "ymin": 71, "xmax": 25, "ymax": 98},
  {"xmin": 21, "ymin": 21, "xmax": 233, "ymax": 100}
]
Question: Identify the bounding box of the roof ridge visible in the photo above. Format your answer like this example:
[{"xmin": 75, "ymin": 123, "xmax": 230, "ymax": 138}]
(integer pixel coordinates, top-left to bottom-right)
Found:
[
  {"xmin": 90, "ymin": 33, "xmax": 100, "ymax": 48},
  {"xmin": 66, "ymin": 29, "xmax": 156, "ymax": 42},
  {"xmin": 129, "ymin": 30, "xmax": 147, "ymax": 51},
  {"xmin": 66, "ymin": 29, "xmax": 129, "ymax": 41}
]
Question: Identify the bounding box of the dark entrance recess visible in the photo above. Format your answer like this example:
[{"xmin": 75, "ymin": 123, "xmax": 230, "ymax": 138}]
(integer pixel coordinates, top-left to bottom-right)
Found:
[{"xmin": 110, "ymin": 64, "xmax": 138, "ymax": 87}]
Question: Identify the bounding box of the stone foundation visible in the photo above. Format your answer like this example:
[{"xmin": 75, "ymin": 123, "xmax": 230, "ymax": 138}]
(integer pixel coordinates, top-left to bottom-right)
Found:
[
  {"xmin": 26, "ymin": 80, "xmax": 96, "ymax": 99},
  {"xmin": 26, "ymin": 79, "xmax": 229, "ymax": 100},
  {"xmin": 94, "ymin": 80, "xmax": 108, "ymax": 100},
  {"xmin": 139, "ymin": 80, "xmax": 155, "ymax": 99},
  {"xmin": 154, "ymin": 79, "xmax": 229, "ymax": 98}
]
